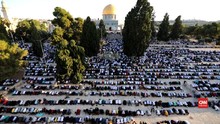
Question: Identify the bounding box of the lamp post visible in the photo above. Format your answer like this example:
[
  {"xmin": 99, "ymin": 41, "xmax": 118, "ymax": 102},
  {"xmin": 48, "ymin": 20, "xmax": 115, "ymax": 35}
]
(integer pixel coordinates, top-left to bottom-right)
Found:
[
  {"xmin": 40, "ymin": 39, "xmax": 45, "ymax": 63},
  {"xmin": 100, "ymin": 24, "xmax": 103, "ymax": 41},
  {"xmin": 36, "ymin": 39, "xmax": 45, "ymax": 63}
]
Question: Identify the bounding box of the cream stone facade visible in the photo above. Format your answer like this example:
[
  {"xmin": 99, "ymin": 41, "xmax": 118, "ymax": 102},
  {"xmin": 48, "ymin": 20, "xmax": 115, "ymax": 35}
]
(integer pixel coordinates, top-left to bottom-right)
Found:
[{"xmin": 94, "ymin": 4, "xmax": 119, "ymax": 32}]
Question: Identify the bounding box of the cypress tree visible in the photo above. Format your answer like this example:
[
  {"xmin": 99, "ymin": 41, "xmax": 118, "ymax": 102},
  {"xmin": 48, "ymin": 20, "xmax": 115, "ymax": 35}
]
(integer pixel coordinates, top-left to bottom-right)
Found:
[
  {"xmin": 170, "ymin": 15, "xmax": 183, "ymax": 40},
  {"xmin": 123, "ymin": 0, "xmax": 153, "ymax": 56},
  {"xmin": 81, "ymin": 16, "xmax": 100, "ymax": 57},
  {"xmin": 30, "ymin": 23, "xmax": 43, "ymax": 57},
  {"xmin": 151, "ymin": 13, "xmax": 156, "ymax": 40},
  {"xmin": 157, "ymin": 13, "xmax": 170, "ymax": 41},
  {"xmin": 98, "ymin": 19, "xmax": 106, "ymax": 39}
]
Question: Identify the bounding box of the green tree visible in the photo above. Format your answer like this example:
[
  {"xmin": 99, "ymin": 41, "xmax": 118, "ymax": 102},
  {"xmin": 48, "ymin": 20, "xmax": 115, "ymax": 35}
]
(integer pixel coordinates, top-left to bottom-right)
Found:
[
  {"xmin": 15, "ymin": 19, "xmax": 31, "ymax": 42},
  {"xmin": 51, "ymin": 7, "xmax": 85, "ymax": 83},
  {"xmin": 30, "ymin": 23, "xmax": 43, "ymax": 57},
  {"xmin": 151, "ymin": 12, "xmax": 156, "ymax": 40},
  {"xmin": 52, "ymin": 7, "xmax": 82, "ymax": 43},
  {"xmin": 185, "ymin": 23, "xmax": 220, "ymax": 41},
  {"xmin": 15, "ymin": 19, "xmax": 49, "ymax": 42},
  {"xmin": 0, "ymin": 40, "xmax": 28, "ymax": 81},
  {"xmin": 0, "ymin": 18, "xmax": 9, "ymax": 42},
  {"xmin": 80, "ymin": 16, "xmax": 100, "ymax": 57},
  {"xmin": 15, "ymin": 19, "xmax": 49, "ymax": 57},
  {"xmin": 157, "ymin": 13, "xmax": 170, "ymax": 41},
  {"xmin": 183, "ymin": 25, "xmax": 196, "ymax": 36},
  {"xmin": 123, "ymin": 0, "xmax": 153, "ymax": 56},
  {"xmin": 170, "ymin": 15, "xmax": 183, "ymax": 40},
  {"xmin": 98, "ymin": 19, "xmax": 106, "ymax": 39},
  {"xmin": 73, "ymin": 17, "xmax": 84, "ymax": 44},
  {"xmin": 202, "ymin": 23, "xmax": 218, "ymax": 39}
]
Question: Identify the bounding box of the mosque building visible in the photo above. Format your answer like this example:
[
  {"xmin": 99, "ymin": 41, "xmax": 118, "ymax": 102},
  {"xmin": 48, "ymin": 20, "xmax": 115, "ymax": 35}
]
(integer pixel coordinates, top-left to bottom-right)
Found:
[
  {"xmin": 94, "ymin": 4, "xmax": 121, "ymax": 32},
  {"xmin": 102, "ymin": 4, "xmax": 118, "ymax": 31}
]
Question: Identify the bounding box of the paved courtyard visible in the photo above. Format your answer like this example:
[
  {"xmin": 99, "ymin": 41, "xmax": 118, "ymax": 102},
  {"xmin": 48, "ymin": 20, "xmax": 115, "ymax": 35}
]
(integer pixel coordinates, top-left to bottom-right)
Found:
[{"xmin": 1, "ymin": 35, "xmax": 220, "ymax": 124}]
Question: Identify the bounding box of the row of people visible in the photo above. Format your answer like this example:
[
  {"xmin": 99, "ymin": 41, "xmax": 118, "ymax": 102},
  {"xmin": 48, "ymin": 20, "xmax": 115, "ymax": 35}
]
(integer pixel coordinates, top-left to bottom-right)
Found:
[
  {"xmin": 80, "ymin": 107, "xmax": 188, "ymax": 117},
  {"xmin": 22, "ymin": 77, "xmax": 55, "ymax": 84},
  {"xmin": 83, "ymin": 108, "xmax": 152, "ymax": 116},
  {"xmin": 156, "ymin": 120, "xmax": 190, "ymax": 124},
  {"xmin": 25, "ymin": 63, "xmax": 56, "ymax": 77},
  {"xmin": 0, "ymin": 86, "xmax": 8, "ymax": 91},
  {"xmin": 195, "ymin": 92, "xmax": 220, "ymax": 98},
  {"xmin": 0, "ymin": 98, "xmax": 198, "ymax": 107},
  {"xmin": 0, "ymin": 107, "xmax": 71, "ymax": 115},
  {"xmin": 29, "ymin": 85, "xmax": 183, "ymax": 91},
  {"xmin": 0, "ymin": 114, "xmax": 134, "ymax": 124},
  {"xmin": 192, "ymin": 80, "xmax": 220, "ymax": 92},
  {"xmin": 0, "ymin": 79, "xmax": 19, "ymax": 86},
  {"xmin": 12, "ymin": 90, "xmax": 192, "ymax": 98},
  {"xmin": 85, "ymin": 72, "xmax": 220, "ymax": 80},
  {"xmin": 81, "ymin": 80, "xmax": 181, "ymax": 85},
  {"xmin": 156, "ymin": 108, "xmax": 189, "ymax": 116}
]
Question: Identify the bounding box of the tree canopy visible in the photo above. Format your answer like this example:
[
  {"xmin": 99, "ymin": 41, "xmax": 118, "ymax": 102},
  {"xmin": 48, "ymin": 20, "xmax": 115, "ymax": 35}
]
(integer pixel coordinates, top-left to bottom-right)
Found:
[
  {"xmin": 15, "ymin": 19, "xmax": 48, "ymax": 42},
  {"xmin": 51, "ymin": 7, "xmax": 85, "ymax": 83},
  {"xmin": 170, "ymin": 15, "xmax": 183, "ymax": 40},
  {"xmin": 0, "ymin": 20, "xmax": 28, "ymax": 81},
  {"xmin": 157, "ymin": 13, "xmax": 170, "ymax": 41},
  {"xmin": 80, "ymin": 16, "xmax": 100, "ymax": 57},
  {"xmin": 0, "ymin": 40, "xmax": 28, "ymax": 81},
  {"xmin": 183, "ymin": 22, "xmax": 220, "ymax": 42},
  {"xmin": 0, "ymin": 18, "xmax": 10, "ymax": 42},
  {"xmin": 151, "ymin": 13, "xmax": 156, "ymax": 40},
  {"xmin": 30, "ymin": 22, "xmax": 43, "ymax": 57},
  {"xmin": 15, "ymin": 19, "xmax": 48, "ymax": 57},
  {"xmin": 52, "ymin": 7, "xmax": 83, "ymax": 43},
  {"xmin": 123, "ymin": 0, "xmax": 153, "ymax": 56},
  {"xmin": 98, "ymin": 19, "xmax": 106, "ymax": 39}
]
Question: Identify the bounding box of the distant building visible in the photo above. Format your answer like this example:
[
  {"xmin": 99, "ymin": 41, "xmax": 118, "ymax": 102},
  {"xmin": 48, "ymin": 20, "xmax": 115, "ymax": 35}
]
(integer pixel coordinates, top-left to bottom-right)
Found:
[
  {"xmin": 0, "ymin": 0, "xmax": 55, "ymax": 33},
  {"xmin": 102, "ymin": 4, "xmax": 118, "ymax": 31},
  {"xmin": 46, "ymin": 21, "xmax": 55, "ymax": 33},
  {"xmin": 1, "ymin": 0, "xmax": 10, "ymax": 21},
  {"xmin": 94, "ymin": 4, "xmax": 120, "ymax": 32},
  {"xmin": 1, "ymin": 0, "xmax": 18, "ymax": 31}
]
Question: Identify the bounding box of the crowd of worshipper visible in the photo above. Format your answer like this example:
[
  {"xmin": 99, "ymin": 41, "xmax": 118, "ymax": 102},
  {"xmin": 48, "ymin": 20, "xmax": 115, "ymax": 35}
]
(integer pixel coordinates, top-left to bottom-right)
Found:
[
  {"xmin": 84, "ymin": 38, "xmax": 220, "ymax": 81},
  {"xmin": 21, "ymin": 42, "xmax": 56, "ymax": 63},
  {"xmin": 156, "ymin": 120, "xmax": 190, "ymax": 124},
  {"xmin": 2, "ymin": 35, "xmax": 220, "ymax": 124},
  {"xmin": 0, "ymin": 79, "xmax": 20, "ymax": 87},
  {"xmin": 22, "ymin": 77, "xmax": 55, "ymax": 84},
  {"xmin": 83, "ymin": 107, "xmax": 189, "ymax": 117},
  {"xmin": 0, "ymin": 79, "xmax": 20, "ymax": 91},
  {"xmin": 155, "ymin": 108, "xmax": 189, "ymax": 116},
  {"xmin": 11, "ymin": 89, "xmax": 192, "ymax": 98},
  {"xmin": 0, "ymin": 114, "xmax": 134, "ymax": 123},
  {"xmin": 191, "ymin": 80, "xmax": 220, "ymax": 98},
  {"xmin": 0, "ymin": 107, "xmax": 71, "ymax": 115},
  {"xmin": 24, "ymin": 62, "xmax": 56, "ymax": 77},
  {"xmin": 193, "ymin": 80, "xmax": 216, "ymax": 89},
  {"xmin": 0, "ymin": 98, "xmax": 201, "ymax": 108},
  {"xmin": 20, "ymin": 43, "xmax": 40, "ymax": 61},
  {"xmin": 12, "ymin": 79, "xmax": 194, "ymax": 99}
]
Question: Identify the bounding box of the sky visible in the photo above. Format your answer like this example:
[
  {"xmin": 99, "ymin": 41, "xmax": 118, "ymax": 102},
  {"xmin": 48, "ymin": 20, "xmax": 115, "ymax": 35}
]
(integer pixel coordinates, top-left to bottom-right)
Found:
[{"xmin": 2, "ymin": 0, "xmax": 220, "ymax": 24}]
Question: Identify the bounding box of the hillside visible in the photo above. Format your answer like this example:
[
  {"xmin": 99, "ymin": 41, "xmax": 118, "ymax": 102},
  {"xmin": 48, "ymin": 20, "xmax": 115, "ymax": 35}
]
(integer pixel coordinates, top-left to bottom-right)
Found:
[{"xmin": 156, "ymin": 19, "xmax": 220, "ymax": 26}]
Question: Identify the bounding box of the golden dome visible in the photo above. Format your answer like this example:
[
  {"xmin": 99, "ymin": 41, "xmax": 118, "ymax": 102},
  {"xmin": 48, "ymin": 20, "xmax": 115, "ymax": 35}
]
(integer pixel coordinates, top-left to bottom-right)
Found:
[{"xmin": 103, "ymin": 4, "xmax": 116, "ymax": 15}]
